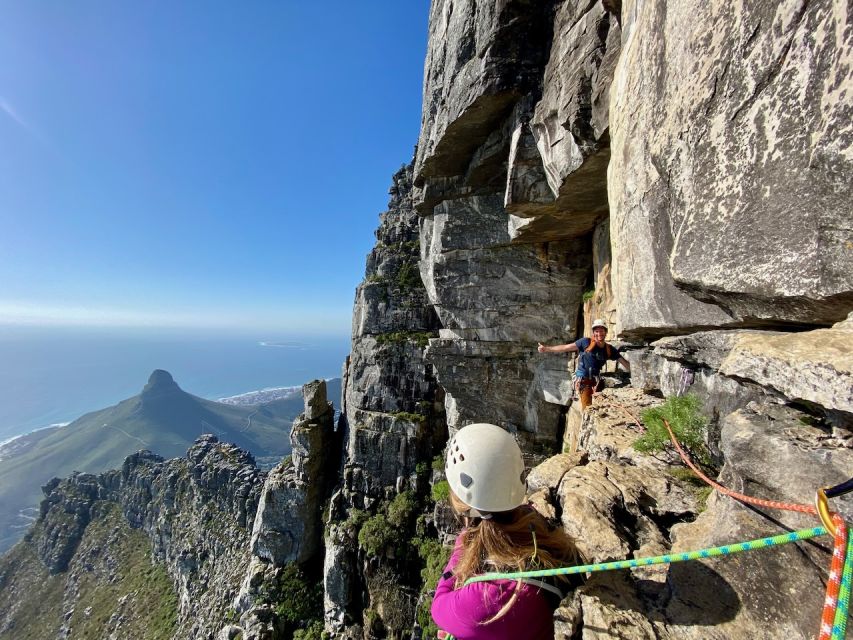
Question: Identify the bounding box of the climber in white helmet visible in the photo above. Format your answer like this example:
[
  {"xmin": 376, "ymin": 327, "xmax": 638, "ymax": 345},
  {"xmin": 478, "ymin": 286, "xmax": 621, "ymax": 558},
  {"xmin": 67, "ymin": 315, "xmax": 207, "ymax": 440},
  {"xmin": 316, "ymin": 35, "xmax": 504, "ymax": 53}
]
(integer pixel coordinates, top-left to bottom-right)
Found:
[
  {"xmin": 537, "ymin": 319, "xmax": 630, "ymax": 410},
  {"xmin": 431, "ymin": 423, "xmax": 582, "ymax": 639}
]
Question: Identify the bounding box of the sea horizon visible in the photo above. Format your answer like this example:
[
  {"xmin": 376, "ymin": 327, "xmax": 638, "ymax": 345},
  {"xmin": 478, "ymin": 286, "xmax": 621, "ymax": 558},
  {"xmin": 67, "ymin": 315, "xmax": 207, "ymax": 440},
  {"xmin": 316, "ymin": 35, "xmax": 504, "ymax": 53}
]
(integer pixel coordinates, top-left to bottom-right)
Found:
[{"xmin": 0, "ymin": 324, "xmax": 350, "ymax": 442}]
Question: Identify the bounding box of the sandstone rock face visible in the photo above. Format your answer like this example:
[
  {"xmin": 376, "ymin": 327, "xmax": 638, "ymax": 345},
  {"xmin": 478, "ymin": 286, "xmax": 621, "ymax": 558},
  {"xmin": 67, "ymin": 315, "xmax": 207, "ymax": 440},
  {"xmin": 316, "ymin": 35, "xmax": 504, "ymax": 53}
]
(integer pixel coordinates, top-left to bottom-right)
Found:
[
  {"xmin": 327, "ymin": 162, "xmax": 447, "ymax": 632},
  {"xmin": 508, "ymin": 1, "xmax": 621, "ymax": 242},
  {"xmin": 415, "ymin": 0, "xmax": 555, "ymax": 186},
  {"xmin": 420, "ymin": 193, "xmax": 590, "ymax": 444},
  {"xmin": 250, "ymin": 380, "xmax": 339, "ymax": 567},
  {"xmin": 719, "ymin": 321, "xmax": 853, "ymax": 417},
  {"xmin": 413, "ymin": 1, "xmax": 629, "ymax": 446},
  {"xmin": 343, "ymin": 164, "xmax": 444, "ymax": 504},
  {"xmin": 662, "ymin": 402, "xmax": 853, "ymax": 640},
  {"xmin": 609, "ymin": 0, "xmax": 853, "ymax": 336},
  {"xmin": 25, "ymin": 436, "xmax": 265, "ymax": 639}
]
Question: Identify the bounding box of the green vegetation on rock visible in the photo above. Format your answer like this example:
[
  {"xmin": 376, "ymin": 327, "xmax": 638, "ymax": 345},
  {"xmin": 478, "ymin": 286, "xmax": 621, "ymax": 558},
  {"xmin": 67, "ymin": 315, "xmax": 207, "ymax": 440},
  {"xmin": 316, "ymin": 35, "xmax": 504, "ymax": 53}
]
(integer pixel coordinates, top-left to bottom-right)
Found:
[
  {"xmin": 668, "ymin": 467, "xmax": 714, "ymax": 511},
  {"xmin": 634, "ymin": 394, "xmax": 711, "ymax": 465},
  {"xmin": 432, "ymin": 454, "xmax": 445, "ymax": 471},
  {"xmin": 414, "ymin": 537, "xmax": 453, "ymax": 638},
  {"xmin": 0, "ymin": 502, "xmax": 178, "ymax": 640},
  {"xmin": 358, "ymin": 492, "xmax": 418, "ymax": 557},
  {"xmin": 268, "ymin": 563, "xmax": 324, "ymax": 636},
  {"xmin": 396, "ymin": 260, "xmax": 422, "ymax": 289},
  {"xmin": 388, "ymin": 410, "xmax": 427, "ymax": 423},
  {"xmin": 375, "ymin": 331, "xmax": 435, "ymax": 349}
]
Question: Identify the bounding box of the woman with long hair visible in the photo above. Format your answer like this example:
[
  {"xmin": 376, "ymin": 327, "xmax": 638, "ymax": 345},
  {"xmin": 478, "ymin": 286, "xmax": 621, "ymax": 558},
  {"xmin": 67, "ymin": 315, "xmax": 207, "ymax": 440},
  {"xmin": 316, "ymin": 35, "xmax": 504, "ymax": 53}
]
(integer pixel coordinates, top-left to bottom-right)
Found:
[{"xmin": 431, "ymin": 423, "xmax": 582, "ymax": 639}]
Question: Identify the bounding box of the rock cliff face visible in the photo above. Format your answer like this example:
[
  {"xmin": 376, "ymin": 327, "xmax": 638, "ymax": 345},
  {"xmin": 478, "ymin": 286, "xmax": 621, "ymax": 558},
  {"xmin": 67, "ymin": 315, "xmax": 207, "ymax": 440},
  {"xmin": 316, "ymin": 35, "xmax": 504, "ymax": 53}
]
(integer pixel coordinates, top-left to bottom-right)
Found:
[
  {"xmin": 324, "ymin": 162, "xmax": 447, "ymax": 632},
  {"xmin": 414, "ymin": 0, "xmax": 852, "ymax": 439}
]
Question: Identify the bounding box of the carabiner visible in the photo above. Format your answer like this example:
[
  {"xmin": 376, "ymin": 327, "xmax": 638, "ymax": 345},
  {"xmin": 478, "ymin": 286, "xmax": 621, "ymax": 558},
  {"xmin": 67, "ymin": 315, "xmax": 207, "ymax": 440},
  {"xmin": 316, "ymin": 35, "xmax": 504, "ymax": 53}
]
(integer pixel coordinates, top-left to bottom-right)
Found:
[{"xmin": 816, "ymin": 487, "xmax": 837, "ymax": 537}]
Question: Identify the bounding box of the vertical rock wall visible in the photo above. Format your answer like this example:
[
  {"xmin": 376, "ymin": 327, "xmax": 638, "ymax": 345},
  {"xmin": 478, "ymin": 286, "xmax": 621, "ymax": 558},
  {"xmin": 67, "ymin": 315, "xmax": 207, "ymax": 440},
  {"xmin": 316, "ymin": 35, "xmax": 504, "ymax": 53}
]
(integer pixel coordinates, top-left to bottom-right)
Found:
[
  {"xmin": 609, "ymin": 0, "xmax": 853, "ymax": 336},
  {"xmin": 415, "ymin": 0, "xmax": 624, "ymax": 448},
  {"xmin": 325, "ymin": 162, "xmax": 446, "ymax": 631}
]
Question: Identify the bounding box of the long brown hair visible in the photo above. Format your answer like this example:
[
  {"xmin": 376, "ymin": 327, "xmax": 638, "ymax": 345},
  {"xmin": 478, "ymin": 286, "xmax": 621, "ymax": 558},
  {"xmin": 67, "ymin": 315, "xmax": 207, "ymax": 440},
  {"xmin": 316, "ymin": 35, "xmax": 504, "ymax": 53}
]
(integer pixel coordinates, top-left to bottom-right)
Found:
[{"xmin": 449, "ymin": 491, "xmax": 581, "ymax": 622}]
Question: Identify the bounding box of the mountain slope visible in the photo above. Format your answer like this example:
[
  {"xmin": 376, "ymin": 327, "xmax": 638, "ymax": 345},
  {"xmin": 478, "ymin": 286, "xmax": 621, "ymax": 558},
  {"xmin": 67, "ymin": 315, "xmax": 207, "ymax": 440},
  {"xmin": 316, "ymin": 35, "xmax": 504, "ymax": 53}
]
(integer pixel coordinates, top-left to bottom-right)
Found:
[{"xmin": 0, "ymin": 370, "xmax": 322, "ymax": 554}]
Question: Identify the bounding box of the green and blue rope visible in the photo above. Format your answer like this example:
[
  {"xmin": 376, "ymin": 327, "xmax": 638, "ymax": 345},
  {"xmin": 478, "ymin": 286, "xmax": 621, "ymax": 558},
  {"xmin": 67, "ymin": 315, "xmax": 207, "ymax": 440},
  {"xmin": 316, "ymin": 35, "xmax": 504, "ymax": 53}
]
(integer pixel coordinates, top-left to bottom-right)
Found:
[
  {"xmin": 832, "ymin": 532, "xmax": 853, "ymax": 640},
  {"xmin": 465, "ymin": 526, "xmax": 827, "ymax": 584}
]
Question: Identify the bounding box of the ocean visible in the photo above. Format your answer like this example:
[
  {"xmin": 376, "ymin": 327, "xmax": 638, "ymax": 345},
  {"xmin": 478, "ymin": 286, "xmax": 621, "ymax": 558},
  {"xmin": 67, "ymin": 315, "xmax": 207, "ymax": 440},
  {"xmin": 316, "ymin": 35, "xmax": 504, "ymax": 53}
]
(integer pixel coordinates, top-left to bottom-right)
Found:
[{"xmin": 0, "ymin": 325, "xmax": 350, "ymax": 442}]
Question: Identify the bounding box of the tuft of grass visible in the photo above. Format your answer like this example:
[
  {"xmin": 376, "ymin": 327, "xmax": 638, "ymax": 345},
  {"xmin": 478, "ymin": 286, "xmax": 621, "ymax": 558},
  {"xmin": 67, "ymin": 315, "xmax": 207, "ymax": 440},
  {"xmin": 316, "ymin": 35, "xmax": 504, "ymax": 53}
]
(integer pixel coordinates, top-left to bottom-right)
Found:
[
  {"xmin": 634, "ymin": 394, "xmax": 711, "ymax": 466},
  {"xmin": 668, "ymin": 467, "xmax": 714, "ymax": 511},
  {"xmin": 582, "ymin": 288, "xmax": 596, "ymax": 302}
]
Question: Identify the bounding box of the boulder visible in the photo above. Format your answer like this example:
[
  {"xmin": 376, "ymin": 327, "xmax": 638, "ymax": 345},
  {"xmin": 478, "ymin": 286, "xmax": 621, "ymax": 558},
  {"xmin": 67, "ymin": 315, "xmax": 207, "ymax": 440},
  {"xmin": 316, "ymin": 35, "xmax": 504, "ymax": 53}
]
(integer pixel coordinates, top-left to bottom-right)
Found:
[
  {"xmin": 609, "ymin": 0, "xmax": 853, "ymax": 337},
  {"xmin": 719, "ymin": 320, "xmax": 853, "ymax": 418}
]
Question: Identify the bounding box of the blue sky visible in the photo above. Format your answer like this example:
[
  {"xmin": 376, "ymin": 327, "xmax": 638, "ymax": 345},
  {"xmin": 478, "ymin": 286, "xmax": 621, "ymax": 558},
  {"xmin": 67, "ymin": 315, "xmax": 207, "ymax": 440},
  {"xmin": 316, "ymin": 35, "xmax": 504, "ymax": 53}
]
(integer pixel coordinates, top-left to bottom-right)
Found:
[{"xmin": 0, "ymin": 1, "xmax": 430, "ymax": 335}]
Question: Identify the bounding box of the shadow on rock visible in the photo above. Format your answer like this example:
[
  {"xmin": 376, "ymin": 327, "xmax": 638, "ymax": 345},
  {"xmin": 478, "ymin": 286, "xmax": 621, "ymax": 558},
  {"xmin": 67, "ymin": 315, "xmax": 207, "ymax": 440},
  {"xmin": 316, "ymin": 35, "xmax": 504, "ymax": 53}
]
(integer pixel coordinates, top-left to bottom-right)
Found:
[{"xmin": 661, "ymin": 561, "xmax": 741, "ymax": 626}]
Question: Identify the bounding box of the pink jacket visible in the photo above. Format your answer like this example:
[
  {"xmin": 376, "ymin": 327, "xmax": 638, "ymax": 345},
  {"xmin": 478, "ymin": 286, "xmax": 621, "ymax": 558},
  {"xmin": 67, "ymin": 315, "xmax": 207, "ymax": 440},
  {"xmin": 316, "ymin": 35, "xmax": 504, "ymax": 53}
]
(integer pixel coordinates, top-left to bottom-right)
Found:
[{"xmin": 430, "ymin": 534, "xmax": 560, "ymax": 640}]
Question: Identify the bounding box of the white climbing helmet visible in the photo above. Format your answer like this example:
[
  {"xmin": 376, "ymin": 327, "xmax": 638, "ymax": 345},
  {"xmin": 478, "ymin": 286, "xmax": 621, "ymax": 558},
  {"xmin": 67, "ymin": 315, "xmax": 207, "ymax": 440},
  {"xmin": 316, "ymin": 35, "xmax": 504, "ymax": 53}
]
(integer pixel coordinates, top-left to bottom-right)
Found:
[
  {"xmin": 445, "ymin": 423, "xmax": 526, "ymax": 515},
  {"xmin": 591, "ymin": 318, "xmax": 608, "ymax": 332}
]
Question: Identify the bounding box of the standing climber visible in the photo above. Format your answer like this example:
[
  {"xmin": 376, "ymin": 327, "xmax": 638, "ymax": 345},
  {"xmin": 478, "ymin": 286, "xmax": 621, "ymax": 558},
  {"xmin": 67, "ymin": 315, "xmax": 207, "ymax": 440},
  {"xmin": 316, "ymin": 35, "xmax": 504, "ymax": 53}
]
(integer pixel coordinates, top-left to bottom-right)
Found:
[
  {"xmin": 431, "ymin": 423, "xmax": 581, "ymax": 640},
  {"xmin": 537, "ymin": 319, "xmax": 630, "ymax": 410}
]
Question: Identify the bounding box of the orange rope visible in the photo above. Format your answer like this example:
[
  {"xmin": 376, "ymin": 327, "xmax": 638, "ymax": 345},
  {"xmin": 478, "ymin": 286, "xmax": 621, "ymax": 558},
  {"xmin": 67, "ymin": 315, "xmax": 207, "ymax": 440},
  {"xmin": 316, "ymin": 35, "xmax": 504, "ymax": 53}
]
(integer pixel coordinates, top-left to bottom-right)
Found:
[
  {"xmin": 819, "ymin": 515, "xmax": 847, "ymax": 640},
  {"xmin": 659, "ymin": 417, "xmax": 818, "ymax": 516},
  {"xmin": 595, "ymin": 391, "xmax": 818, "ymax": 515}
]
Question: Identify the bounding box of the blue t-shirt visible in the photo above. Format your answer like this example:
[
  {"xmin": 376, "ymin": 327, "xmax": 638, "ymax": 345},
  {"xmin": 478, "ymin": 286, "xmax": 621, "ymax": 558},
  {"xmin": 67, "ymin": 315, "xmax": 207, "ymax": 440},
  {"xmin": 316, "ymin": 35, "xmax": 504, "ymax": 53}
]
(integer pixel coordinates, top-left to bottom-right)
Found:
[{"xmin": 574, "ymin": 337, "xmax": 620, "ymax": 379}]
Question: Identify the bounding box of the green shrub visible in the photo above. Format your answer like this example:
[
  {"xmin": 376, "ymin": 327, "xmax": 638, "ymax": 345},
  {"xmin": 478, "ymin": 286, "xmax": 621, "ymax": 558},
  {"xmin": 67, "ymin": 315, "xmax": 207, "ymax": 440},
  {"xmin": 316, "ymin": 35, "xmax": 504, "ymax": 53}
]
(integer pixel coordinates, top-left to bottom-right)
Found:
[
  {"xmin": 431, "ymin": 454, "xmax": 445, "ymax": 472},
  {"xmin": 358, "ymin": 514, "xmax": 395, "ymax": 557},
  {"xmin": 414, "ymin": 538, "xmax": 453, "ymax": 638},
  {"xmin": 293, "ymin": 621, "xmax": 325, "ymax": 640},
  {"xmin": 339, "ymin": 508, "xmax": 367, "ymax": 541},
  {"xmin": 634, "ymin": 394, "xmax": 710, "ymax": 465},
  {"xmin": 431, "ymin": 480, "xmax": 450, "ymax": 503},
  {"xmin": 265, "ymin": 564, "xmax": 323, "ymax": 636},
  {"xmin": 582, "ymin": 288, "xmax": 596, "ymax": 302},
  {"xmin": 388, "ymin": 411, "xmax": 427, "ymax": 423},
  {"xmin": 396, "ymin": 260, "xmax": 422, "ymax": 289},
  {"xmin": 387, "ymin": 491, "xmax": 417, "ymax": 528}
]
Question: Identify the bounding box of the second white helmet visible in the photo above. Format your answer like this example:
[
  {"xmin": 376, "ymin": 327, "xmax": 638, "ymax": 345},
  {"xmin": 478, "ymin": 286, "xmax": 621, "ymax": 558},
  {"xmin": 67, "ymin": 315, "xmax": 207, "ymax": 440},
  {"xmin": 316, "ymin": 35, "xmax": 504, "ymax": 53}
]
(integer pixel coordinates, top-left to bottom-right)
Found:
[{"xmin": 445, "ymin": 423, "xmax": 526, "ymax": 515}]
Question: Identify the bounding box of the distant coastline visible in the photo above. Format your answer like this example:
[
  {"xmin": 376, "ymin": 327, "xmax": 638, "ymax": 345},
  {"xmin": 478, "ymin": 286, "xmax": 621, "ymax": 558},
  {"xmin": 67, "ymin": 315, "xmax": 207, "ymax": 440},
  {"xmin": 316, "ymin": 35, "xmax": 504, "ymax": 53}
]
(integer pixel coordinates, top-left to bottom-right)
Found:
[
  {"xmin": 0, "ymin": 378, "xmax": 340, "ymax": 450},
  {"xmin": 216, "ymin": 385, "xmax": 303, "ymax": 406},
  {"xmin": 0, "ymin": 422, "xmax": 70, "ymax": 450}
]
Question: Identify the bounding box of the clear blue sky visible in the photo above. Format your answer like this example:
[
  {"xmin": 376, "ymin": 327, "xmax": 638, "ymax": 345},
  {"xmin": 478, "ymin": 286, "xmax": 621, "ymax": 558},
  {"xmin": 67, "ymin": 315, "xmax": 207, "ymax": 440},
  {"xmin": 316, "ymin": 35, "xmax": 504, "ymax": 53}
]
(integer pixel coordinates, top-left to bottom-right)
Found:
[{"xmin": 0, "ymin": 1, "xmax": 430, "ymax": 335}]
